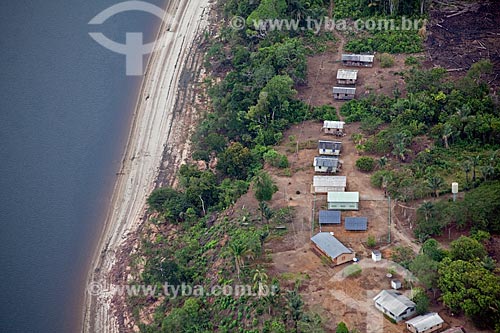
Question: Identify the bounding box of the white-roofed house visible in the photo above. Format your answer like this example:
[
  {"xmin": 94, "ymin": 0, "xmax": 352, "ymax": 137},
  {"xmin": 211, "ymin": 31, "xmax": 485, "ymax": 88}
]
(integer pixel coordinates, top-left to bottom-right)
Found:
[
  {"xmin": 373, "ymin": 290, "xmax": 416, "ymax": 322},
  {"xmin": 337, "ymin": 69, "xmax": 358, "ymax": 85},
  {"xmin": 310, "ymin": 232, "xmax": 355, "ymax": 266},
  {"xmin": 333, "ymin": 86, "xmax": 356, "ymax": 100},
  {"xmin": 327, "ymin": 192, "xmax": 359, "ymax": 210},
  {"xmin": 313, "ymin": 176, "xmax": 346, "ymax": 193},
  {"xmin": 323, "ymin": 120, "xmax": 345, "ymax": 136},
  {"xmin": 341, "ymin": 54, "xmax": 375, "ymax": 67},
  {"xmin": 405, "ymin": 312, "xmax": 444, "ymax": 333}
]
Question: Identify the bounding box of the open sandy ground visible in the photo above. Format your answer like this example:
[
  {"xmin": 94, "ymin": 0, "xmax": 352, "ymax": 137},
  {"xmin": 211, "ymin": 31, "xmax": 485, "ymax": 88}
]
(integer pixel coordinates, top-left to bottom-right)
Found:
[{"xmin": 81, "ymin": 1, "xmax": 210, "ymax": 332}]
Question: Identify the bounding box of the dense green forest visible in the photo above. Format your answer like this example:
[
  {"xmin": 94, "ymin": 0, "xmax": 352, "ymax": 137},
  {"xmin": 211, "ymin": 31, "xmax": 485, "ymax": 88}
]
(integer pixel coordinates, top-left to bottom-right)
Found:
[{"xmin": 131, "ymin": 0, "xmax": 500, "ymax": 332}]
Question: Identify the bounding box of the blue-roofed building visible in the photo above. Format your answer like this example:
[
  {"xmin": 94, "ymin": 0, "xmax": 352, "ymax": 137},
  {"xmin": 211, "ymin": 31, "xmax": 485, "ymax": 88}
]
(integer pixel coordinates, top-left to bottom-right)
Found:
[
  {"xmin": 319, "ymin": 210, "xmax": 341, "ymax": 225},
  {"xmin": 310, "ymin": 232, "xmax": 355, "ymax": 266},
  {"xmin": 345, "ymin": 217, "xmax": 368, "ymax": 231}
]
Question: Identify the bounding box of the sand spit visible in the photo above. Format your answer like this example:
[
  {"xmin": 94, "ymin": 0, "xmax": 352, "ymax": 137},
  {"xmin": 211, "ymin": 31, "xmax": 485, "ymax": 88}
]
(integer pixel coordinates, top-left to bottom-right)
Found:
[{"xmin": 82, "ymin": 1, "xmax": 210, "ymax": 332}]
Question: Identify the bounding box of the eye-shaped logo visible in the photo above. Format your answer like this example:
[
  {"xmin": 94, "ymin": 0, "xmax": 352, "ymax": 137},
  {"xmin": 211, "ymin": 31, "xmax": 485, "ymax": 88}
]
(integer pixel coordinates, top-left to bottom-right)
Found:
[{"xmin": 88, "ymin": 1, "xmax": 172, "ymax": 76}]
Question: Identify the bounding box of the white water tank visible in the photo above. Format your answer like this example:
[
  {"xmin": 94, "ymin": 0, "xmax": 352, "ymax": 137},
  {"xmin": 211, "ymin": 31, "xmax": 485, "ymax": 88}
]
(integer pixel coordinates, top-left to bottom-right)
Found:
[{"xmin": 452, "ymin": 182, "xmax": 458, "ymax": 194}]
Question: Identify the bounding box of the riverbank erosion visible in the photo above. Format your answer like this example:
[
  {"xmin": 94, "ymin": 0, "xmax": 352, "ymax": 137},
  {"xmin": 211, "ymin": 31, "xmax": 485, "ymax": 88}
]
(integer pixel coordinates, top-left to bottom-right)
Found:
[{"xmin": 81, "ymin": 1, "xmax": 210, "ymax": 332}]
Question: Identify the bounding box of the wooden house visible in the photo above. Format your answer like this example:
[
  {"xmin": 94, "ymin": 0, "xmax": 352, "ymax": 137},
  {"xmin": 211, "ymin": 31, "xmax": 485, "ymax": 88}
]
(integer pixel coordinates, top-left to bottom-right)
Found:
[
  {"xmin": 341, "ymin": 54, "xmax": 374, "ymax": 67},
  {"xmin": 311, "ymin": 232, "xmax": 355, "ymax": 266},
  {"xmin": 313, "ymin": 156, "xmax": 341, "ymax": 174},
  {"xmin": 333, "ymin": 86, "xmax": 356, "ymax": 100},
  {"xmin": 318, "ymin": 140, "xmax": 342, "ymax": 156},
  {"xmin": 323, "ymin": 121, "xmax": 345, "ymax": 136},
  {"xmin": 337, "ymin": 69, "xmax": 358, "ymax": 85},
  {"xmin": 406, "ymin": 313, "xmax": 444, "ymax": 333},
  {"xmin": 373, "ymin": 290, "xmax": 416, "ymax": 323}
]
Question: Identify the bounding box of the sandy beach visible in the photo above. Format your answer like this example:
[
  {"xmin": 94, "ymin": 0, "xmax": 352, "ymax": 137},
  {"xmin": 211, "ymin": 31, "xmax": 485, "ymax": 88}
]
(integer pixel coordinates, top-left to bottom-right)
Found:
[{"xmin": 81, "ymin": 0, "xmax": 210, "ymax": 332}]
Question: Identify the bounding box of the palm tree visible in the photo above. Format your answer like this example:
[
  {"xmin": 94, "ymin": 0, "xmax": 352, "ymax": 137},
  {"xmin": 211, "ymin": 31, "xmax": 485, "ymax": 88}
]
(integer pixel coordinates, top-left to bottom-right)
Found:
[
  {"xmin": 442, "ymin": 123, "xmax": 453, "ymax": 149},
  {"xmin": 286, "ymin": 290, "xmax": 303, "ymax": 333},
  {"xmin": 462, "ymin": 160, "xmax": 472, "ymax": 184},
  {"xmin": 469, "ymin": 155, "xmax": 480, "ymax": 184},
  {"xmin": 392, "ymin": 142, "xmax": 409, "ymax": 161},
  {"xmin": 288, "ymin": 0, "xmax": 308, "ymax": 21},
  {"xmin": 419, "ymin": 201, "xmax": 435, "ymax": 223},
  {"xmin": 253, "ymin": 268, "xmax": 268, "ymax": 295},
  {"xmin": 392, "ymin": 132, "xmax": 411, "ymax": 162},
  {"xmin": 229, "ymin": 241, "xmax": 248, "ymax": 280},
  {"xmin": 378, "ymin": 156, "xmax": 388, "ymax": 169},
  {"xmin": 481, "ymin": 165, "xmax": 495, "ymax": 181},
  {"xmin": 426, "ymin": 176, "xmax": 444, "ymax": 197}
]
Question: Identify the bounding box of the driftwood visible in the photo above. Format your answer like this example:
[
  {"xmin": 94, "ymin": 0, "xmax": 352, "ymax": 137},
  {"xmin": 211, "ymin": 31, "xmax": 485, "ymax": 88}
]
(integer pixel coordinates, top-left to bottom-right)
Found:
[{"xmin": 446, "ymin": 68, "xmax": 464, "ymax": 72}]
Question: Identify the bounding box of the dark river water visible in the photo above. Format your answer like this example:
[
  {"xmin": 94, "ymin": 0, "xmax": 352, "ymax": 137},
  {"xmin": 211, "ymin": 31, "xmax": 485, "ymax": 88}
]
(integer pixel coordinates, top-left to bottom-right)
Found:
[{"xmin": 0, "ymin": 1, "xmax": 164, "ymax": 331}]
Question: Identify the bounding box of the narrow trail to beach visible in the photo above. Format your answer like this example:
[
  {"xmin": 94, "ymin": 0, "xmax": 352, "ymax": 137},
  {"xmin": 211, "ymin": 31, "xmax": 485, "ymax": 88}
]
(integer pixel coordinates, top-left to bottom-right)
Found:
[{"xmin": 82, "ymin": 1, "xmax": 210, "ymax": 332}]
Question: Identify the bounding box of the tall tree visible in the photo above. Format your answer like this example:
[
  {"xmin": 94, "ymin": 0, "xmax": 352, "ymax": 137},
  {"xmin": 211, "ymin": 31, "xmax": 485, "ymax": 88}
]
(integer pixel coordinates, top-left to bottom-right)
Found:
[
  {"xmin": 438, "ymin": 258, "xmax": 500, "ymax": 328},
  {"xmin": 426, "ymin": 175, "xmax": 444, "ymax": 197},
  {"xmin": 253, "ymin": 171, "xmax": 278, "ymax": 202},
  {"xmin": 286, "ymin": 289, "xmax": 304, "ymax": 333},
  {"xmin": 449, "ymin": 236, "xmax": 487, "ymax": 262}
]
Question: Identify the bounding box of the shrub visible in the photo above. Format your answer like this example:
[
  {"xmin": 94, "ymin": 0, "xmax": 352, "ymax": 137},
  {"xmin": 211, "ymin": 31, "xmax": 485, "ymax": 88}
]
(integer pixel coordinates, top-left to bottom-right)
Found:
[
  {"xmin": 356, "ymin": 156, "xmax": 375, "ymax": 172},
  {"xmin": 378, "ymin": 53, "xmax": 395, "ymax": 68},
  {"xmin": 405, "ymin": 56, "xmax": 419, "ymax": 66},
  {"xmin": 367, "ymin": 235, "xmax": 377, "ymax": 248},
  {"xmin": 412, "ymin": 288, "xmax": 430, "ymax": 315},
  {"xmin": 263, "ymin": 149, "xmax": 289, "ymax": 168},
  {"xmin": 311, "ymin": 105, "xmax": 339, "ymax": 121}
]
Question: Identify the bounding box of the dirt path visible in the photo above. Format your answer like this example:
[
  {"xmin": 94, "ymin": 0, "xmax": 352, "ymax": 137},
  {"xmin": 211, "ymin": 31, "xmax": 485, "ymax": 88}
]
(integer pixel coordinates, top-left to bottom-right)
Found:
[{"xmin": 81, "ymin": 1, "xmax": 210, "ymax": 332}]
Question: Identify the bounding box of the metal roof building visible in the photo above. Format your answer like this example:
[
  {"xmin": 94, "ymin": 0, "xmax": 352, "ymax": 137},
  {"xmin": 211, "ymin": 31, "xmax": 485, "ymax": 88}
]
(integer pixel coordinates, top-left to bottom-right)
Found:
[
  {"xmin": 345, "ymin": 217, "xmax": 368, "ymax": 231},
  {"xmin": 337, "ymin": 69, "xmax": 358, "ymax": 84},
  {"xmin": 327, "ymin": 192, "xmax": 359, "ymax": 210},
  {"xmin": 318, "ymin": 140, "xmax": 342, "ymax": 156},
  {"xmin": 406, "ymin": 312, "xmax": 444, "ymax": 333},
  {"xmin": 373, "ymin": 290, "xmax": 416, "ymax": 322},
  {"xmin": 323, "ymin": 121, "xmax": 346, "ymax": 136},
  {"xmin": 314, "ymin": 156, "xmax": 340, "ymax": 173},
  {"xmin": 313, "ymin": 175, "xmax": 346, "ymax": 193},
  {"xmin": 333, "ymin": 87, "xmax": 356, "ymax": 100},
  {"xmin": 341, "ymin": 54, "xmax": 374, "ymax": 67},
  {"xmin": 319, "ymin": 210, "xmax": 341, "ymax": 224},
  {"xmin": 323, "ymin": 121, "xmax": 345, "ymax": 129},
  {"xmin": 310, "ymin": 232, "xmax": 355, "ymax": 265}
]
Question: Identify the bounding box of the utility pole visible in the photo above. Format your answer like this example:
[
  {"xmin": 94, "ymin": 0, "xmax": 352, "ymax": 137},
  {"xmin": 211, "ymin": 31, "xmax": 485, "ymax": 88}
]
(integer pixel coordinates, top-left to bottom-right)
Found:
[{"xmin": 388, "ymin": 196, "xmax": 391, "ymax": 244}]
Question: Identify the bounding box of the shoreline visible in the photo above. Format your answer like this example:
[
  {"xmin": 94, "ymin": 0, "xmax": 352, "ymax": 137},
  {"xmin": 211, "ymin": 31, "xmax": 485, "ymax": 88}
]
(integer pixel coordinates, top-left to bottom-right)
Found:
[{"xmin": 81, "ymin": 1, "xmax": 210, "ymax": 332}]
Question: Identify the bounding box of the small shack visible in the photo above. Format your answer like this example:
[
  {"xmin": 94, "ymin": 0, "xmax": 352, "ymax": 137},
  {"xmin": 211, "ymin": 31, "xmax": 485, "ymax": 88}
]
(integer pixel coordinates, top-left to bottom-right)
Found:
[
  {"xmin": 313, "ymin": 175, "xmax": 346, "ymax": 193},
  {"xmin": 328, "ymin": 192, "xmax": 359, "ymax": 210},
  {"xmin": 345, "ymin": 217, "xmax": 368, "ymax": 231},
  {"xmin": 391, "ymin": 279, "xmax": 402, "ymax": 290},
  {"xmin": 318, "ymin": 140, "xmax": 342, "ymax": 156},
  {"xmin": 319, "ymin": 210, "xmax": 341, "ymax": 227},
  {"xmin": 372, "ymin": 250, "xmax": 382, "ymax": 262},
  {"xmin": 313, "ymin": 156, "xmax": 341, "ymax": 173},
  {"xmin": 406, "ymin": 313, "xmax": 444, "ymax": 333},
  {"xmin": 337, "ymin": 69, "xmax": 358, "ymax": 84},
  {"xmin": 373, "ymin": 290, "xmax": 416, "ymax": 322},
  {"xmin": 323, "ymin": 120, "xmax": 345, "ymax": 136},
  {"xmin": 341, "ymin": 54, "xmax": 374, "ymax": 67},
  {"xmin": 310, "ymin": 232, "xmax": 355, "ymax": 266},
  {"xmin": 333, "ymin": 86, "xmax": 356, "ymax": 100}
]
